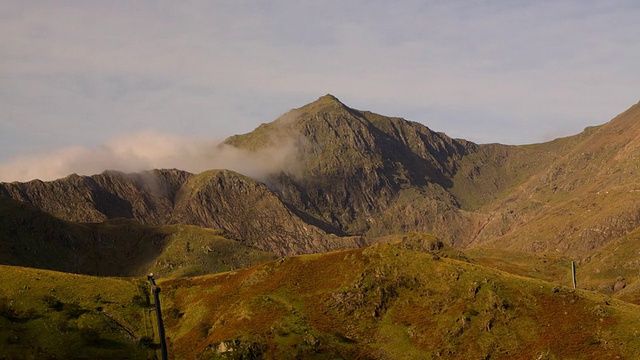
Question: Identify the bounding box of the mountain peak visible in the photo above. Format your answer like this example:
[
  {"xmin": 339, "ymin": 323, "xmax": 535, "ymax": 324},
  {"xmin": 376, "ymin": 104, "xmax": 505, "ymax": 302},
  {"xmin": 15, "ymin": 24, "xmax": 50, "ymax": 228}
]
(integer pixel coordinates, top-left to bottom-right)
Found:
[
  {"xmin": 299, "ymin": 94, "xmax": 351, "ymax": 114},
  {"xmin": 318, "ymin": 93, "xmax": 341, "ymax": 103}
]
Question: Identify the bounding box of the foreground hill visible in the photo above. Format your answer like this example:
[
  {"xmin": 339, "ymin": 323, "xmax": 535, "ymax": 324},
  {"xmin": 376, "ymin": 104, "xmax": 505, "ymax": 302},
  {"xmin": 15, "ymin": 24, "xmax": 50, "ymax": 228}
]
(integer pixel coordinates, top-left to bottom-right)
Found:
[
  {"xmin": 0, "ymin": 265, "xmax": 148, "ymax": 359},
  {"xmin": 162, "ymin": 236, "xmax": 640, "ymax": 359},
  {"xmin": 3, "ymin": 241, "xmax": 640, "ymax": 359},
  {"xmin": 161, "ymin": 240, "xmax": 640, "ymax": 359}
]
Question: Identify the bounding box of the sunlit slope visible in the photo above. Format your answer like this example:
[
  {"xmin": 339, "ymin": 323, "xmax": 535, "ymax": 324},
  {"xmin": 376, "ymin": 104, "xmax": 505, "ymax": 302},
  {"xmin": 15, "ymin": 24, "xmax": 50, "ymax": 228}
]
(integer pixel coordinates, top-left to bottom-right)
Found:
[
  {"xmin": 0, "ymin": 265, "xmax": 148, "ymax": 359},
  {"xmin": 160, "ymin": 239, "xmax": 640, "ymax": 359},
  {"xmin": 472, "ymin": 102, "xmax": 640, "ymax": 257}
]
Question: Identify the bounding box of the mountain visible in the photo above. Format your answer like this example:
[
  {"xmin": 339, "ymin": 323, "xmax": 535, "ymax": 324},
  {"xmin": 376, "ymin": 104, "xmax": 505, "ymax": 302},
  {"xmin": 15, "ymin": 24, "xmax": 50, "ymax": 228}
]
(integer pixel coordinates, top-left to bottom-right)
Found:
[
  {"xmin": 223, "ymin": 95, "xmax": 640, "ymax": 298},
  {"xmin": 3, "ymin": 95, "xmax": 640, "ymax": 358},
  {"xmin": 2, "ymin": 95, "xmax": 640, "ymax": 287},
  {"xmin": 0, "ymin": 169, "xmax": 188, "ymax": 224},
  {"xmin": 225, "ymin": 94, "xmax": 557, "ymax": 246},
  {"xmin": 470, "ymin": 102, "xmax": 640, "ymax": 256},
  {"xmin": 0, "ymin": 168, "xmax": 367, "ymax": 257}
]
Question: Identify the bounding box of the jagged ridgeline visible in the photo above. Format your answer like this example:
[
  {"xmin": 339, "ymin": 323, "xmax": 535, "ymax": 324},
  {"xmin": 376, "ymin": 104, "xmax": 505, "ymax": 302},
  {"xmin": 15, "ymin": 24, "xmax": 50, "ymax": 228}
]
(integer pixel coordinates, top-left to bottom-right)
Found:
[
  {"xmin": 224, "ymin": 94, "xmax": 558, "ymax": 245},
  {"xmin": 2, "ymin": 95, "xmax": 640, "ymax": 261}
]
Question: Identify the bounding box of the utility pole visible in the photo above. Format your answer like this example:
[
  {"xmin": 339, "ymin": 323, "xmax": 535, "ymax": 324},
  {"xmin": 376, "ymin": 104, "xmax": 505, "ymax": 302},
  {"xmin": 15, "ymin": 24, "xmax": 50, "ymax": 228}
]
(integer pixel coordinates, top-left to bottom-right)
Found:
[{"xmin": 148, "ymin": 273, "xmax": 168, "ymax": 360}]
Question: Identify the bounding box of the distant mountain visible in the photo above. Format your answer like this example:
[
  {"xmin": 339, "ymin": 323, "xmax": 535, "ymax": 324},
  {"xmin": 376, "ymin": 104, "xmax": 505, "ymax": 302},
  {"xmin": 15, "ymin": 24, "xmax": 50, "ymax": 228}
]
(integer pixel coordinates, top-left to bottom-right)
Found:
[
  {"xmin": 0, "ymin": 168, "xmax": 367, "ymax": 257},
  {"xmin": 470, "ymin": 102, "xmax": 640, "ymax": 256},
  {"xmin": 0, "ymin": 169, "xmax": 188, "ymax": 223},
  {"xmin": 225, "ymin": 94, "xmax": 556, "ymax": 245}
]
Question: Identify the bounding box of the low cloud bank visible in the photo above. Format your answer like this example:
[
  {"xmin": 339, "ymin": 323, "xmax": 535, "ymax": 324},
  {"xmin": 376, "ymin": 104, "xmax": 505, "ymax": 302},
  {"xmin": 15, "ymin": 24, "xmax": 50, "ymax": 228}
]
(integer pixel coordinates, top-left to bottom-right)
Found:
[{"xmin": 0, "ymin": 130, "xmax": 302, "ymax": 183}]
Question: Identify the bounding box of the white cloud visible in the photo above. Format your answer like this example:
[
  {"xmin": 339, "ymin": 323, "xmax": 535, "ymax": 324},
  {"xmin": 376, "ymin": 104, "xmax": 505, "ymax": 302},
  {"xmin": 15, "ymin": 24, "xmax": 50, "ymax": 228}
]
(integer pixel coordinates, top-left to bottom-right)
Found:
[{"xmin": 0, "ymin": 130, "xmax": 302, "ymax": 182}]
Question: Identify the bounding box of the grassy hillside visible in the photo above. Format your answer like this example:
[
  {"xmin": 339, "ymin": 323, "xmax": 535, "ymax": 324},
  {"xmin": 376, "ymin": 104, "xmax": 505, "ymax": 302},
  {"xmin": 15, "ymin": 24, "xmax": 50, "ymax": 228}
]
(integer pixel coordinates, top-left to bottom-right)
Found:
[
  {"xmin": 159, "ymin": 239, "xmax": 640, "ymax": 359},
  {"xmin": 3, "ymin": 237, "xmax": 640, "ymax": 359},
  {"xmin": 0, "ymin": 265, "xmax": 148, "ymax": 359}
]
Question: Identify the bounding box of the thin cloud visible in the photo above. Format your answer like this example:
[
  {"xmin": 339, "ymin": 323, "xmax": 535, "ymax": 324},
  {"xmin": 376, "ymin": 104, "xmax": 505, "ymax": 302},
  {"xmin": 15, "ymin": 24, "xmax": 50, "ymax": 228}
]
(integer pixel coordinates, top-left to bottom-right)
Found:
[{"xmin": 0, "ymin": 130, "xmax": 302, "ymax": 183}]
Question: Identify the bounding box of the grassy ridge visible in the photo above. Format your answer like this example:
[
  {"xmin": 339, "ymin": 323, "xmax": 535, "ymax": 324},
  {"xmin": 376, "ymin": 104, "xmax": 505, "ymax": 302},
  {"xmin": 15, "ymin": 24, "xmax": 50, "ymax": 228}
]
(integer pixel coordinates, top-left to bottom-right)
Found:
[
  {"xmin": 0, "ymin": 265, "xmax": 148, "ymax": 359},
  {"xmin": 160, "ymin": 239, "xmax": 640, "ymax": 359},
  {"xmin": 2, "ymin": 239, "xmax": 640, "ymax": 359}
]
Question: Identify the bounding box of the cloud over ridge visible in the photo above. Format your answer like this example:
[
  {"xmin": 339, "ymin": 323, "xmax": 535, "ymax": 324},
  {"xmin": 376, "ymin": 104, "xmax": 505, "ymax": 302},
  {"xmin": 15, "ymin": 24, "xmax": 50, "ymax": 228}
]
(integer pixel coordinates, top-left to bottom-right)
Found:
[{"xmin": 0, "ymin": 130, "xmax": 301, "ymax": 183}]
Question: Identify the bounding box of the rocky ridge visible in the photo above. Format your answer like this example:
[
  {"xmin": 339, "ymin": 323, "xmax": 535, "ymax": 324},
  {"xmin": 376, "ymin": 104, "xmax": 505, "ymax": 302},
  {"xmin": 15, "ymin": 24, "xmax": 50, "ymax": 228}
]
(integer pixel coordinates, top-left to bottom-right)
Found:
[{"xmin": 2, "ymin": 95, "xmax": 640, "ymax": 263}]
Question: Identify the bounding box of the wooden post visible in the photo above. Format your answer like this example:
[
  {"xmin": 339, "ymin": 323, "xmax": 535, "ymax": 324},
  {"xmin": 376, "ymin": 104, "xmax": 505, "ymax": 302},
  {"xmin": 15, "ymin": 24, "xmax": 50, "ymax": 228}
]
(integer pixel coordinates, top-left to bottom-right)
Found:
[
  {"xmin": 571, "ymin": 261, "xmax": 577, "ymax": 289},
  {"xmin": 148, "ymin": 273, "xmax": 168, "ymax": 360}
]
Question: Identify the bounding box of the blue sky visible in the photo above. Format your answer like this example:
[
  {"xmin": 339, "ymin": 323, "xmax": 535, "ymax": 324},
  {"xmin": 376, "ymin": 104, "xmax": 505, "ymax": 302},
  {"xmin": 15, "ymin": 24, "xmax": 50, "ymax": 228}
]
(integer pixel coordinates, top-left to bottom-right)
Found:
[{"xmin": 1, "ymin": 1, "xmax": 639, "ymax": 181}]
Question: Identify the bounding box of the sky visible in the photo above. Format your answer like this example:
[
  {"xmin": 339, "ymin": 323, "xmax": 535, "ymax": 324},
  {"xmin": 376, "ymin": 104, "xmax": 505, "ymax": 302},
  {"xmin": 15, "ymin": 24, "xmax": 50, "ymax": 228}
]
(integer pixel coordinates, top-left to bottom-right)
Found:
[{"xmin": 1, "ymin": 1, "xmax": 639, "ymax": 181}]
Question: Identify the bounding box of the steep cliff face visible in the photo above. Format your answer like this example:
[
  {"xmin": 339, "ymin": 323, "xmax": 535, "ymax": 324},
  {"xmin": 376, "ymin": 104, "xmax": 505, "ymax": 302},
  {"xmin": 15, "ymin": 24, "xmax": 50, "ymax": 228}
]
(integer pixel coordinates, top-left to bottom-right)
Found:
[
  {"xmin": 0, "ymin": 169, "xmax": 189, "ymax": 224},
  {"xmin": 170, "ymin": 169, "xmax": 367, "ymax": 256}
]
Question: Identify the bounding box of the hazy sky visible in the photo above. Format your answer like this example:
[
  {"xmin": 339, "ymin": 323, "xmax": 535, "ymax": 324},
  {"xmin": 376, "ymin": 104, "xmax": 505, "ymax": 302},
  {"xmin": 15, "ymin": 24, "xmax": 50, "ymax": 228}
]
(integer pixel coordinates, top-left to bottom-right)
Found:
[{"xmin": 1, "ymin": 1, "xmax": 639, "ymax": 181}]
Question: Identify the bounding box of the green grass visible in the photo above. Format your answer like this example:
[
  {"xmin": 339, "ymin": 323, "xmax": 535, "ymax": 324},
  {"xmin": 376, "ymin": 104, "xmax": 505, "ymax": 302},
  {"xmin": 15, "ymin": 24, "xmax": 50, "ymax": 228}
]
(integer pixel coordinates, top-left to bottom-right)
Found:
[
  {"xmin": 0, "ymin": 265, "xmax": 148, "ymax": 359},
  {"xmin": 465, "ymin": 247, "xmax": 573, "ymax": 285},
  {"xmin": 159, "ymin": 242, "xmax": 640, "ymax": 359},
  {"xmin": 3, "ymin": 240, "xmax": 640, "ymax": 359}
]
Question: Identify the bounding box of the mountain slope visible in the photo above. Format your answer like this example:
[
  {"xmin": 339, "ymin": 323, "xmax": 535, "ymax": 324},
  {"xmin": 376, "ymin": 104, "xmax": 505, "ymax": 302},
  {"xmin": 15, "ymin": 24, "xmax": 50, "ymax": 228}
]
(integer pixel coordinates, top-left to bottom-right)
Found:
[
  {"xmin": 225, "ymin": 95, "xmax": 554, "ymax": 246},
  {"xmin": 471, "ymin": 102, "xmax": 640, "ymax": 256},
  {"xmin": 0, "ymin": 169, "xmax": 189, "ymax": 223},
  {"xmin": 160, "ymin": 241, "xmax": 640, "ymax": 359},
  {"xmin": 0, "ymin": 265, "xmax": 148, "ymax": 359},
  {"xmin": 0, "ymin": 196, "xmax": 275, "ymax": 277},
  {"xmin": 225, "ymin": 95, "xmax": 472, "ymax": 242},
  {"xmin": 170, "ymin": 169, "xmax": 368, "ymax": 256},
  {"xmin": 0, "ymin": 168, "xmax": 365, "ymax": 257}
]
